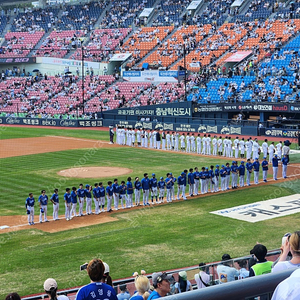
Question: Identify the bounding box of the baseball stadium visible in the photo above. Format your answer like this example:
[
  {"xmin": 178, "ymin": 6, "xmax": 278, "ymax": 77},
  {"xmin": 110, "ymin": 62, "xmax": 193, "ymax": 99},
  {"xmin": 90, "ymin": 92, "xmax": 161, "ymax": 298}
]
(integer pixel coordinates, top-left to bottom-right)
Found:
[{"xmin": 1, "ymin": 0, "xmax": 300, "ymax": 299}]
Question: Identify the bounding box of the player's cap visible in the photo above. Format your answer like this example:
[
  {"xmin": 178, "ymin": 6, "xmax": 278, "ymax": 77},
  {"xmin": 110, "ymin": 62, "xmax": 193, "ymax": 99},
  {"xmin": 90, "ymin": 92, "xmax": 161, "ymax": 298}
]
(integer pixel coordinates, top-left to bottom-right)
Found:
[
  {"xmin": 216, "ymin": 165, "xmax": 219, "ymax": 167},
  {"xmin": 263, "ymin": 157, "xmax": 266, "ymax": 159},
  {"xmin": 255, "ymin": 157, "xmax": 258, "ymax": 160},
  {"xmin": 152, "ymin": 272, "xmax": 172, "ymax": 287},
  {"xmin": 232, "ymin": 161, "xmax": 236, "ymax": 164},
  {"xmin": 160, "ymin": 177, "xmax": 163, "ymax": 180},
  {"xmin": 181, "ymin": 172, "xmax": 185, "ymax": 175},
  {"xmin": 275, "ymin": 154, "xmax": 277, "ymax": 157},
  {"xmin": 86, "ymin": 184, "xmax": 90, "ymax": 188},
  {"xmin": 221, "ymin": 165, "xmax": 225, "ymax": 168},
  {"xmin": 241, "ymin": 161, "xmax": 244, "ymax": 164},
  {"xmin": 221, "ymin": 254, "xmax": 232, "ymax": 261},
  {"xmin": 103, "ymin": 262, "xmax": 110, "ymax": 274},
  {"xmin": 170, "ymin": 172, "xmax": 172, "ymax": 175},
  {"xmin": 205, "ymin": 167, "xmax": 208, "ymax": 169},
  {"xmin": 44, "ymin": 278, "xmax": 57, "ymax": 291},
  {"xmin": 152, "ymin": 173, "xmax": 155, "ymax": 176}
]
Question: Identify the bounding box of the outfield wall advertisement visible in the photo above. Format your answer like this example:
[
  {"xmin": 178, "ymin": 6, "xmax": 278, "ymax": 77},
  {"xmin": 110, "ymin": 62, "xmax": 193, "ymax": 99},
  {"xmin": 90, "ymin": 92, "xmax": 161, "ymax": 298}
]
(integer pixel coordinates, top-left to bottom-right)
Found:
[{"xmin": 0, "ymin": 117, "xmax": 103, "ymax": 128}]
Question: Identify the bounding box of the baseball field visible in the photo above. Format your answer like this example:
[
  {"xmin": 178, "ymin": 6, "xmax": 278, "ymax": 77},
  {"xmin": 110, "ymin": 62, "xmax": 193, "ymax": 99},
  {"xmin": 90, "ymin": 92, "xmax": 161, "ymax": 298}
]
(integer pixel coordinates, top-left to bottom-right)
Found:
[{"xmin": 1, "ymin": 125, "xmax": 300, "ymax": 299}]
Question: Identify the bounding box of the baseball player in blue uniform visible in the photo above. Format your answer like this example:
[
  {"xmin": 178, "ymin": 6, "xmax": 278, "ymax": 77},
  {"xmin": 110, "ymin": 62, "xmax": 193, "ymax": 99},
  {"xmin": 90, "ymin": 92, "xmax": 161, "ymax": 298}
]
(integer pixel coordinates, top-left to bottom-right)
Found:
[
  {"xmin": 204, "ymin": 167, "xmax": 210, "ymax": 193},
  {"xmin": 112, "ymin": 179, "xmax": 120, "ymax": 210},
  {"xmin": 134, "ymin": 177, "xmax": 142, "ymax": 206},
  {"xmin": 70, "ymin": 187, "xmax": 78, "ymax": 219},
  {"xmin": 194, "ymin": 167, "xmax": 200, "ymax": 196},
  {"xmin": 272, "ymin": 154, "xmax": 279, "ymax": 180},
  {"xmin": 252, "ymin": 158, "xmax": 260, "ymax": 184},
  {"xmin": 141, "ymin": 173, "xmax": 150, "ymax": 206},
  {"xmin": 77, "ymin": 184, "xmax": 85, "ymax": 216},
  {"xmin": 150, "ymin": 173, "xmax": 158, "ymax": 204},
  {"xmin": 165, "ymin": 173, "xmax": 173, "ymax": 203},
  {"xmin": 231, "ymin": 161, "xmax": 238, "ymax": 189},
  {"xmin": 119, "ymin": 181, "xmax": 127, "ymax": 209},
  {"xmin": 50, "ymin": 189, "xmax": 59, "ymax": 221},
  {"xmin": 225, "ymin": 163, "xmax": 231, "ymax": 190},
  {"xmin": 158, "ymin": 176, "xmax": 166, "ymax": 202},
  {"xmin": 177, "ymin": 172, "xmax": 187, "ymax": 200},
  {"xmin": 282, "ymin": 154, "xmax": 288, "ymax": 178},
  {"xmin": 38, "ymin": 190, "xmax": 49, "ymax": 223},
  {"xmin": 25, "ymin": 193, "xmax": 35, "ymax": 225},
  {"xmin": 200, "ymin": 167, "xmax": 206, "ymax": 194},
  {"xmin": 126, "ymin": 177, "xmax": 133, "ymax": 208},
  {"xmin": 238, "ymin": 161, "xmax": 245, "ymax": 187},
  {"xmin": 246, "ymin": 158, "xmax": 253, "ymax": 186},
  {"xmin": 214, "ymin": 165, "xmax": 220, "ymax": 192},
  {"xmin": 106, "ymin": 181, "xmax": 113, "ymax": 212},
  {"xmin": 188, "ymin": 168, "xmax": 195, "ymax": 196},
  {"xmin": 170, "ymin": 173, "xmax": 176, "ymax": 201},
  {"xmin": 85, "ymin": 184, "xmax": 93, "ymax": 214},
  {"xmin": 99, "ymin": 182, "xmax": 106, "ymax": 212},
  {"xmin": 209, "ymin": 165, "xmax": 215, "ymax": 193},
  {"xmin": 93, "ymin": 183, "xmax": 101, "ymax": 214},
  {"xmin": 64, "ymin": 188, "xmax": 72, "ymax": 221},
  {"xmin": 261, "ymin": 157, "xmax": 268, "ymax": 182},
  {"xmin": 220, "ymin": 165, "xmax": 227, "ymax": 191}
]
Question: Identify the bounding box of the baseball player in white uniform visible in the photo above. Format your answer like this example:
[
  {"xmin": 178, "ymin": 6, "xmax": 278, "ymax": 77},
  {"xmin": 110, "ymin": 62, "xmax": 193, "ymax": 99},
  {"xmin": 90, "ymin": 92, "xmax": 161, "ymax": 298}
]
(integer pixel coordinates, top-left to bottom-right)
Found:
[
  {"xmin": 196, "ymin": 134, "xmax": 201, "ymax": 154},
  {"xmin": 234, "ymin": 137, "xmax": 239, "ymax": 159},
  {"xmin": 212, "ymin": 135, "xmax": 218, "ymax": 156}
]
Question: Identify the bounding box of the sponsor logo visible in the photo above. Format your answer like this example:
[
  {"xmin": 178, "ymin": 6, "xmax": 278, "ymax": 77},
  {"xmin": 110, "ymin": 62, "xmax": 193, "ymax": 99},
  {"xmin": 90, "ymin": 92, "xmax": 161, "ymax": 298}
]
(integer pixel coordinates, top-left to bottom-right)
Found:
[
  {"xmin": 59, "ymin": 120, "xmax": 76, "ymax": 127},
  {"xmin": 273, "ymin": 105, "xmax": 288, "ymax": 111},
  {"xmin": 155, "ymin": 123, "xmax": 164, "ymax": 130},
  {"xmin": 253, "ymin": 105, "xmax": 272, "ymax": 111},
  {"xmin": 42, "ymin": 120, "xmax": 57, "ymax": 126},
  {"xmin": 221, "ymin": 126, "xmax": 230, "ymax": 134},
  {"xmin": 6, "ymin": 117, "xmax": 20, "ymax": 124},
  {"xmin": 197, "ymin": 125, "xmax": 207, "ymax": 133}
]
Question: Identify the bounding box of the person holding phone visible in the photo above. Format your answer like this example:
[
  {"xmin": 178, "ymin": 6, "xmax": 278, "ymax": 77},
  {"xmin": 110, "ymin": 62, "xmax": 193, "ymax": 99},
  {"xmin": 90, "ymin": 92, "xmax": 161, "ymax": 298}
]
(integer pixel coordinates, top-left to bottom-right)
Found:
[{"xmin": 76, "ymin": 259, "xmax": 117, "ymax": 300}]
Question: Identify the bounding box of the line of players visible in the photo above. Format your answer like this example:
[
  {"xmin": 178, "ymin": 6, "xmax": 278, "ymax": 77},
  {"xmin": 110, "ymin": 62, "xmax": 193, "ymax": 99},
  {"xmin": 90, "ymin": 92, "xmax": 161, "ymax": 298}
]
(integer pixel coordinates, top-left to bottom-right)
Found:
[
  {"xmin": 115, "ymin": 127, "xmax": 286, "ymax": 163},
  {"xmin": 25, "ymin": 155, "xmax": 289, "ymax": 225}
]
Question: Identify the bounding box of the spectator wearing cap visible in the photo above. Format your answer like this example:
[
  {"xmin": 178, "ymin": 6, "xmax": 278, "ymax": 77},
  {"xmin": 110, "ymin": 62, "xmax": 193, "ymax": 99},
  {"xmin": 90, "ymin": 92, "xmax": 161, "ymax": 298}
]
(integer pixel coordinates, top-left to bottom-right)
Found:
[
  {"xmin": 148, "ymin": 272, "xmax": 172, "ymax": 299},
  {"xmin": 271, "ymin": 268, "xmax": 300, "ymax": 300},
  {"xmin": 238, "ymin": 161, "xmax": 245, "ymax": 187},
  {"xmin": 177, "ymin": 172, "xmax": 187, "ymax": 200},
  {"xmin": 130, "ymin": 275, "xmax": 150, "ymax": 300},
  {"xmin": 217, "ymin": 254, "xmax": 239, "ymax": 283},
  {"xmin": 76, "ymin": 259, "xmax": 117, "ymax": 300},
  {"xmin": 272, "ymin": 154, "xmax": 279, "ymax": 180},
  {"xmin": 194, "ymin": 263, "xmax": 210, "ymax": 289},
  {"xmin": 249, "ymin": 244, "xmax": 273, "ymax": 277},
  {"xmin": 174, "ymin": 271, "xmax": 192, "ymax": 293},
  {"xmin": 117, "ymin": 284, "xmax": 130, "ymax": 300},
  {"xmin": 43, "ymin": 278, "xmax": 69, "ymax": 300},
  {"xmin": 272, "ymin": 231, "xmax": 300, "ymax": 273},
  {"xmin": 252, "ymin": 158, "xmax": 260, "ymax": 185},
  {"xmin": 261, "ymin": 157, "xmax": 268, "ymax": 182}
]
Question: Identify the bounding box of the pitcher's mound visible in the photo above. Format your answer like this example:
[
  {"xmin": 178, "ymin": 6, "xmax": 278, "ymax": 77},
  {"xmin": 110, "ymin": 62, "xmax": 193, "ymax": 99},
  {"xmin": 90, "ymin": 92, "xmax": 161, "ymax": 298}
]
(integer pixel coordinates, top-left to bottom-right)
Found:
[{"xmin": 57, "ymin": 167, "xmax": 132, "ymax": 178}]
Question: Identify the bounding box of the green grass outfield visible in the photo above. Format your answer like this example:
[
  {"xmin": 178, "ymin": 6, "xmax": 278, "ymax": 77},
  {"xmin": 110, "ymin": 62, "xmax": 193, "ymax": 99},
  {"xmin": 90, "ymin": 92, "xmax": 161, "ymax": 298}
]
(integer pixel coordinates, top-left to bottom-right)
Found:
[{"xmin": 1, "ymin": 127, "xmax": 300, "ymax": 299}]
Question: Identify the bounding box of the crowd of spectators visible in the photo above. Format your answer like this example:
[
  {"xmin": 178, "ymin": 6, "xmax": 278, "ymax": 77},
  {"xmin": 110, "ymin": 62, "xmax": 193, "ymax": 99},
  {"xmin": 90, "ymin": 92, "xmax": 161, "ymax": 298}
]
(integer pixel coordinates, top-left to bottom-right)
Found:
[{"xmin": 5, "ymin": 231, "xmax": 300, "ymax": 299}]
